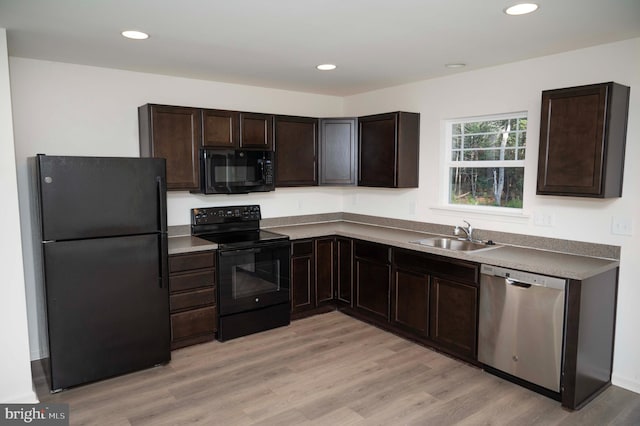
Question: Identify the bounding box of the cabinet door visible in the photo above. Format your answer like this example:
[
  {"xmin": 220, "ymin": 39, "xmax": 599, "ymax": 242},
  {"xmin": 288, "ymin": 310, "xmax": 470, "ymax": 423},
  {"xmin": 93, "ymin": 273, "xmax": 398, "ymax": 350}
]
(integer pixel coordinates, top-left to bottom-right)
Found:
[
  {"xmin": 139, "ymin": 104, "xmax": 201, "ymax": 191},
  {"xmin": 430, "ymin": 277, "xmax": 478, "ymax": 360},
  {"xmin": 358, "ymin": 113, "xmax": 397, "ymax": 187},
  {"xmin": 240, "ymin": 112, "xmax": 274, "ymax": 150},
  {"xmin": 291, "ymin": 241, "xmax": 315, "ymax": 312},
  {"xmin": 202, "ymin": 109, "xmax": 239, "ymax": 148},
  {"xmin": 319, "ymin": 118, "xmax": 357, "ymax": 185},
  {"xmin": 315, "ymin": 237, "xmax": 335, "ymax": 305},
  {"xmin": 274, "ymin": 116, "xmax": 318, "ymax": 186},
  {"xmin": 537, "ymin": 82, "xmax": 629, "ymax": 198},
  {"xmin": 355, "ymin": 258, "xmax": 390, "ymax": 320},
  {"xmin": 336, "ymin": 237, "xmax": 353, "ymax": 305},
  {"xmin": 392, "ymin": 268, "xmax": 429, "ymax": 337}
]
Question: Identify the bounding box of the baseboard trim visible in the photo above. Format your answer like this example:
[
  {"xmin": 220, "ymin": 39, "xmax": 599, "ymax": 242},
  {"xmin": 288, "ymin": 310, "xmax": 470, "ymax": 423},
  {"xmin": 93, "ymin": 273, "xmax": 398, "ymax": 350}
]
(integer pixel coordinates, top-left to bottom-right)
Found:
[{"xmin": 612, "ymin": 374, "xmax": 640, "ymax": 395}]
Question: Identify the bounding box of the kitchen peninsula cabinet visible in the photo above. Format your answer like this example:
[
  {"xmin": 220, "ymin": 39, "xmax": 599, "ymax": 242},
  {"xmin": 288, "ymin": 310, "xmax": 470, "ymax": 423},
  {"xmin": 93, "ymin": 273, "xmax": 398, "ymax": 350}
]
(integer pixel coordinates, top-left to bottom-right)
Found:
[
  {"xmin": 138, "ymin": 104, "xmax": 202, "ymax": 191},
  {"xmin": 358, "ymin": 112, "xmax": 420, "ymax": 188},
  {"xmin": 240, "ymin": 112, "xmax": 274, "ymax": 150},
  {"xmin": 319, "ymin": 118, "xmax": 357, "ymax": 186},
  {"xmin": 354, "ymin": 240, "xmax": 391, "ymax": 322},
  {"xmin": 537, "ymin": 82, "xmax": 630, "ymax": 198},
  {"xmin": 202, "ymin": 109, "xmax": 239, "ymax": 148},
  {"xmin": 168, "ymin": 250, "xmax": 216, "ymax": 349},
  {"xmin": 274, "ymin": 115, "xmax": 318, "ymax": 186}
]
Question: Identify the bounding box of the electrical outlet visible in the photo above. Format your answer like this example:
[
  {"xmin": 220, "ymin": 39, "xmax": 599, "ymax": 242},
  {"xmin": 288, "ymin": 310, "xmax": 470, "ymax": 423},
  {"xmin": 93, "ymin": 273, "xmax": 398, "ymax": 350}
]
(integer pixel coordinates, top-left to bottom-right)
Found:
[
  {"xmin": 611, "ymin": 216, "xmax": 633, "ymax": 236},
  {"xmin": 533, "ymin": 212, "xmax": 554, "ymax": 227}
]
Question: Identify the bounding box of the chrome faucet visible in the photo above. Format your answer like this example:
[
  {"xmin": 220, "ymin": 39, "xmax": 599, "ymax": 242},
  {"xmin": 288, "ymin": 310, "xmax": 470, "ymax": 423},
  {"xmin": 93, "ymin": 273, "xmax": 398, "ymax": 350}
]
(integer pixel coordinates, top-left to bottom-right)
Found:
[{"xmin": 454, "ymin": 220, "xmax": 474, "ymax": 242}]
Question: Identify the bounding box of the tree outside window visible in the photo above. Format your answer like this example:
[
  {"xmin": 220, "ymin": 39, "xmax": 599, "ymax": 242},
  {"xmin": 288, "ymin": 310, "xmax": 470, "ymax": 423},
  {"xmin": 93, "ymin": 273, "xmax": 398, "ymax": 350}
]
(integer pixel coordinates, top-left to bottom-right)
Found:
[{"xmin": 447, "ymin": 113, "xmax": 527, "ymax": 209}]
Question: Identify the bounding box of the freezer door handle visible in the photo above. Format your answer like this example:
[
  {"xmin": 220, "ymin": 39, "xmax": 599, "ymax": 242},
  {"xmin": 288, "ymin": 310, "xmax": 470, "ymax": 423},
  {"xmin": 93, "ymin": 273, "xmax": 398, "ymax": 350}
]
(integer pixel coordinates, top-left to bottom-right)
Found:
[
  {"xmin": 159, "ymin": 235, "xmax": 168, "ymax": 289},
  {"xmin": 156, "ymin": 176, "xmax": 167, "ymax": 232}
]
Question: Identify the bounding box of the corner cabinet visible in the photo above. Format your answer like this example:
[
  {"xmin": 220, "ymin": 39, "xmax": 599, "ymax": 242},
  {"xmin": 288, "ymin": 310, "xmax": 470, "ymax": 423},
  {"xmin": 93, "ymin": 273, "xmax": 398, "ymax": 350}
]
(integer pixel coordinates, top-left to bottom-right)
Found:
[
  {"xmin": 274, "ymin": 115, "xmax": 318, "ymax": 186},
  {"xmin": 168, "ymin": 251, "xmax": 217, "ymax": 349},
  {"xmin": 537, "ymin": 82, "xmax": 630, "ymax": 198},
  {"xmin": 138, "ymin": 104, "xmax": 202, "ymax": 191},
  {"xmin": 319, "ymin": 118, "xmax": 357, "ymax": 186},
  {"xmin": 358, "ymin": 112, "xmax": 420, "ymax": 188}
]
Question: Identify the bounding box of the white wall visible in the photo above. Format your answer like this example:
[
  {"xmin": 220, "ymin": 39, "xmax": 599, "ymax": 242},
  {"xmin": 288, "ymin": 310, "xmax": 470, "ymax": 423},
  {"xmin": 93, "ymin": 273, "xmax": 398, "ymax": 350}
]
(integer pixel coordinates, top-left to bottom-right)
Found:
[
  {"xmin": 7, "ymin": 38, "xmax": 640, "ymax": 395},
  {"xmin": 343, "ymin": 38, "xmax": 640, "ymax": 393},
  {"xmin": 0, "ymin": 29, "xmax": 37, "ymax": 403},
  {"xmin": 8, "ymin": 58, "xmax": 345, "ymax": 360}
]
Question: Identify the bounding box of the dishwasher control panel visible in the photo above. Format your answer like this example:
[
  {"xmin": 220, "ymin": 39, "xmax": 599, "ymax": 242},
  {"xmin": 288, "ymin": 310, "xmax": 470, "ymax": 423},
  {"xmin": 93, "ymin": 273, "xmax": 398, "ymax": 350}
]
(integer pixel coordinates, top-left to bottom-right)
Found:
[{"xmin": 480, "ymin": 264, "xmax": 566, "ymax": 290}]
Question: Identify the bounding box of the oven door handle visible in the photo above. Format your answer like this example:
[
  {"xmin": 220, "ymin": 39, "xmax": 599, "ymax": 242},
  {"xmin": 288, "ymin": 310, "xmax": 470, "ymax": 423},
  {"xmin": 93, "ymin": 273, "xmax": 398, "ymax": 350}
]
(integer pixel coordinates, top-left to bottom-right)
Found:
[{"xmin": 219, "ymin": 248, "xmax": 261, "ymax": 256}]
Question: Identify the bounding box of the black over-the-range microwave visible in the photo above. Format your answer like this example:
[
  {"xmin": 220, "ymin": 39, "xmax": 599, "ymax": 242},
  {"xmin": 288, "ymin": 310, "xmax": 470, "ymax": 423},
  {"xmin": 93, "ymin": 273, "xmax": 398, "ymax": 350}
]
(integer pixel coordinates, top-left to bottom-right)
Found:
[{"xmin": 194, "ymin": 149, "xmax": 275, "ymax": 194}]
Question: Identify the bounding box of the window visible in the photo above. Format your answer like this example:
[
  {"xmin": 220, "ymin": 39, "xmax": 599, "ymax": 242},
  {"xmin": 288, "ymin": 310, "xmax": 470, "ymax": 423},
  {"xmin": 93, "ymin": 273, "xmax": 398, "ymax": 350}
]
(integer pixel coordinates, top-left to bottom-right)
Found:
[{"xmin": 446, "ymin": 112, "xmax": 527, "ymax": 209}]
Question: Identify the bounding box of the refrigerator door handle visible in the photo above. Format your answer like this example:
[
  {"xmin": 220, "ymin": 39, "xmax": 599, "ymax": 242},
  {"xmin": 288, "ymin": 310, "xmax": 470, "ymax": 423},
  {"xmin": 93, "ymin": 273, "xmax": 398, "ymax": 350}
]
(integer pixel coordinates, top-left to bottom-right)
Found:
[
  {"xmin": 159, "ymin": 234, "xmax": 168, "ymax": 289},
  {"xmin": 157, "ymin": 175, "xmax": 168, "ymax": 289},
  {"xmin": 156, "ymin": 176, "xmax": 167, "ymax": 232}
]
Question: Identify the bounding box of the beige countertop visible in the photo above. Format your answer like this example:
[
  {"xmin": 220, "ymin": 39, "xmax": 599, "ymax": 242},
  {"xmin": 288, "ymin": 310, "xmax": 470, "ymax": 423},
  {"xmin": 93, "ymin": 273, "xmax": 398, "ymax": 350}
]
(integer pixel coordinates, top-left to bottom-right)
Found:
[{"xmin": 168, "ymin": 221, "xmax": 618, "ymax": 280}]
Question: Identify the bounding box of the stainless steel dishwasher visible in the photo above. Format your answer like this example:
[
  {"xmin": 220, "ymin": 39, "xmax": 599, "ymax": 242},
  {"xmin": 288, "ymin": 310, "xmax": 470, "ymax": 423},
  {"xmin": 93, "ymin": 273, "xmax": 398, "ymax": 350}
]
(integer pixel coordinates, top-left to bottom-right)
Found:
[{"xmin": 478, "ymin": 264, "xmax": 566, "ymax": 393}]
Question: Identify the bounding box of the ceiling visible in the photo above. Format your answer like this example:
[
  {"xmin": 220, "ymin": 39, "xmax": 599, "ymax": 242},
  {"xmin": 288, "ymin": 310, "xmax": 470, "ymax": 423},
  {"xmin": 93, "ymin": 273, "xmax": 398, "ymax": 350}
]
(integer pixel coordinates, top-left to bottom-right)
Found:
[{"xmin": 1, "ymin": 0, "xmax": 639, "ymax": 96}]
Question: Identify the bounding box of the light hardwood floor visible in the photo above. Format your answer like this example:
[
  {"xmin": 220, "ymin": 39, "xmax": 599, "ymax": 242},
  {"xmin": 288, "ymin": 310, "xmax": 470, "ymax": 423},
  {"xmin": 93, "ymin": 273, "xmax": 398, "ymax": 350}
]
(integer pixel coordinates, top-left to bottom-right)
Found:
[{"xmin": 35, "ymin": 311, "xmax": 640, "ymax": 425}]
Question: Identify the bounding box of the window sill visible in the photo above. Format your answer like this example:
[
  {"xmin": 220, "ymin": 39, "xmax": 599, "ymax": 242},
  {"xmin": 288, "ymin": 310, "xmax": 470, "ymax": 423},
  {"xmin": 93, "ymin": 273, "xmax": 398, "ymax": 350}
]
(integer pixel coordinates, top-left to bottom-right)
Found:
[{"xmin": 429, "ymin": 205, "xmax": 530, "ymax": 223}]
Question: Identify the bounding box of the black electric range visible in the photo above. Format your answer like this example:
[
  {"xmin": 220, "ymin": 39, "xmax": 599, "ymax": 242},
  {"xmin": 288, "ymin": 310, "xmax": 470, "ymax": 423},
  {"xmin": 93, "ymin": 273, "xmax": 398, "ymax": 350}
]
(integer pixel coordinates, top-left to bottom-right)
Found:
[{"xmin": 191, "ymin": 205, "xmax": 291, "ymax": 341}]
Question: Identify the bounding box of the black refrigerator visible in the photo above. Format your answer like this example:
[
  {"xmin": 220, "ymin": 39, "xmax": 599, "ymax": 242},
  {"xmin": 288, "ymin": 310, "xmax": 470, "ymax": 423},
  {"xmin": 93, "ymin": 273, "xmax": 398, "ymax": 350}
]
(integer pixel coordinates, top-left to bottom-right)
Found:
[{"xmin": 32, "ymin": 154, "xmax": 171, "ymax": 391}]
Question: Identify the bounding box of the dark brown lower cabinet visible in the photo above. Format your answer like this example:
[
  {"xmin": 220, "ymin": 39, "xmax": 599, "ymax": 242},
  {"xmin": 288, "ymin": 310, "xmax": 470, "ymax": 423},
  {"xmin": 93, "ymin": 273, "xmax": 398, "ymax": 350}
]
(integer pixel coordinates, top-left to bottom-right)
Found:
[
  {"xmin": 429, "ymin": 277, "xmax": 478, "ymax": 360},
  {"xmin": 315, "ymin": 237, "xmax": 335, "ymax": 305},
  {"xmin": 391, "ymin": 268, "xmax": 429, "ymax": 337},
  {"xmin": 354, "ymin": 241, "xmax": 391, "ymax": 322},
  {"xmin": 336, "ymin": 237, "xmax": 353, "ymax": 306},
  {"xmin": 291, "ymin": 240, "xmax": 315, "ymax": 313},
  {"xmin": 168, "ymin": 251, "xmax": 216, "ymax": 349},
  {"xmin": 291, "ymin": 237, "xmax": 342, "ymax": 317}
]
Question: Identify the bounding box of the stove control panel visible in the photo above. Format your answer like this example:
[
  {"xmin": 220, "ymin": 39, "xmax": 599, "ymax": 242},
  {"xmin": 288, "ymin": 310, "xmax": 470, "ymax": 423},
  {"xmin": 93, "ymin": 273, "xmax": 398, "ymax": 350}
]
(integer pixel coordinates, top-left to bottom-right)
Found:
[{"xmin": 191, "ymin": 205, "xmax": 261, "ymax": 225}]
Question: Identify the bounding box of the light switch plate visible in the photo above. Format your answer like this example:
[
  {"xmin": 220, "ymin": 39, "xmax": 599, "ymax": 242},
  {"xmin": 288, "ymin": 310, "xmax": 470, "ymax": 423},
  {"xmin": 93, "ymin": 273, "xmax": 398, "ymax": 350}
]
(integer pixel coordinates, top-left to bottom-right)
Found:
[
  {"xmin": 611, "ymin": 216, "xmax": 633, "ymax": 236},
  {"xmin": 533, "ymin": 212, "xmax": 554, "ymax": 227}
]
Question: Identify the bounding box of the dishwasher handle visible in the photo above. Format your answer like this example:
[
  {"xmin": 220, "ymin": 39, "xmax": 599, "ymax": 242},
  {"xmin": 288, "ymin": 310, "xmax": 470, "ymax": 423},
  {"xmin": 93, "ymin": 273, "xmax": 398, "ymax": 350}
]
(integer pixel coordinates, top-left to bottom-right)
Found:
[{"xmin": 506, "ymin": 277, "xmax": 532, "ymax": 288}]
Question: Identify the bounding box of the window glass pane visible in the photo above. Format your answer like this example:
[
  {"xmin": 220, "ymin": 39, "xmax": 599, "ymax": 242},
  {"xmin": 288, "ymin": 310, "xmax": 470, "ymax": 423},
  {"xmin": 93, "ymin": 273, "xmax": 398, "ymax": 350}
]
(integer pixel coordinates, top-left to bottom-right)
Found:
[
  {"xmin": 517, "ymin": 148, "xmax": 526, "ymax": 160},
  {"xmin": 452, "ymin": 136, "xmax": 462, "ymax": 149},
  {"xmin": 452, "ymin": 123, "xmax": 462, "ymax": 135},
  {"xmin": 451, "ymin": 149, "xmax": 462, "ymax": 161},
  {"xmin": 518, "ymin": 118, "xmax": 528, "ymax": 131},
  {"xmin": 449, "ymin": 167, "xmax": 524, "ymax": 209}
]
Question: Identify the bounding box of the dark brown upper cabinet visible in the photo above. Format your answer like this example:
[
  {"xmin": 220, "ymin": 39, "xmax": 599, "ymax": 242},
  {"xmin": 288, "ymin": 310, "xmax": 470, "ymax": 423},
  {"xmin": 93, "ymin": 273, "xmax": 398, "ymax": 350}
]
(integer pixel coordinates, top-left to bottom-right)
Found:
[
  {"xmin": 240, "ymin": 112, "xmax": 274, "ymax": 150},
  {"xmin": 138, "ymin": 104, "xmax": 202, "ymax": 191},
  {"xmin": 319, "ymin": 118, "xmax": 357, "ymax": 186},
  {"xmin": 274, "ymin": 115, "xmax": 318, "ymax": 186},
  {"xmin": 202, "ymin": 109, "xmax": 239, "ymax": 148},
  {"xmin": 358, "ymin": 112, "xmax": 420, "ymax": 188},
  {"xmin": 537, "ymin": 82, "xmax": 630, "ymax": 198}
]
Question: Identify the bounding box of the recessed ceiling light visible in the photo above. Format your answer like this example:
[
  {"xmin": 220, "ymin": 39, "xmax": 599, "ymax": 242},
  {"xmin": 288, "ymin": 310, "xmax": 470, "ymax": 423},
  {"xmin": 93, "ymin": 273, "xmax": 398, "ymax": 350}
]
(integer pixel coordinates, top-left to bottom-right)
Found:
[
  {"xmin": 445, "ymin": 63, "xmax": 466, "ymax": 69},
  {"xmin": 316, "ymin": 64, "xmax": 337, "ymax": 71},
  {"xmin": 504, "ymin": 3, "xmax": 539, "ymax": 16},
  {"xmin": 121, "ymin": 30, "xmax": 149, "ymax": 40}
]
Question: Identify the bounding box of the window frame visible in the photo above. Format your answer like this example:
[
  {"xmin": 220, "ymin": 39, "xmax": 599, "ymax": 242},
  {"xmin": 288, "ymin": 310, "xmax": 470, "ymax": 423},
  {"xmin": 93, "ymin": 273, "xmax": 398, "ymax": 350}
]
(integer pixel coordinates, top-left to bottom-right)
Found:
[{"xmin": 442, "ymin": 111, "xmax": 528, "ymax": 212}]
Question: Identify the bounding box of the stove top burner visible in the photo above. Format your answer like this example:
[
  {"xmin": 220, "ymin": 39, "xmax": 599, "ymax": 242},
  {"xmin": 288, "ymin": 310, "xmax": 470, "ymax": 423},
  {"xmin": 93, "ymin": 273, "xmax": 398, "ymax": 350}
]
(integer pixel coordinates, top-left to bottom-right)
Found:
[
  {"xmin": 196, "ymin": 229, "xmax": 289, "ymax": 249},
  {"xmin": 190, "ymin": 205, "xmax": 289, "ymax": 250}
]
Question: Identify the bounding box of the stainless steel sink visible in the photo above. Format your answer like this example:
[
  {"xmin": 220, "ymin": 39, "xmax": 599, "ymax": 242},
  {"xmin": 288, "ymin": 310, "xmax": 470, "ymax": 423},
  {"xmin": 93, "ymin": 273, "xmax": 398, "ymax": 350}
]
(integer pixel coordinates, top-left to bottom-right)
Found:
[{"xmin": 411, "ymin": 237, "xmax": 497, "ymax": 251}]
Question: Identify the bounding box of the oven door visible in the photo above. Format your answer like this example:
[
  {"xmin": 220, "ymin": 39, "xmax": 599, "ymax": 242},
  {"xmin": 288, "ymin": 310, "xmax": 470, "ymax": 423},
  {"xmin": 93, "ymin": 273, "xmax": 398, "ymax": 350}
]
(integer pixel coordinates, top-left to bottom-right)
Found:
[{"xmin": 217, "ymin": 240, "xmax": 290, "ymax": 316}]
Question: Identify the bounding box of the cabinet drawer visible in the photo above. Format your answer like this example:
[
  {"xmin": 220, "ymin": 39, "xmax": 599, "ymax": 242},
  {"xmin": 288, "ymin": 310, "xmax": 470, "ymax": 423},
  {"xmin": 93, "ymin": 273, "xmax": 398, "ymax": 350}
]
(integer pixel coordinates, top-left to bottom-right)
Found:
[
  {"xmin": 169, "ymin": 251, "xmax": 215, "ymax": 273},
  {"xmin": 169, "ymin": 269, "xmax": 215, "ymax": 292},
  {"xmin": 354, "ymin": 241, "xmax": 390, "ymax": 263},
  {"xmin": 171, "ymin": 306, "xmax": 217, "ymax": 340},
  {"xmin": 292, "ymin": 240, "xmax": 314, "ymax": 257},
  {"xmin": 170, "ymin": 287, "xmax": 216, "ymax": 312}
]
